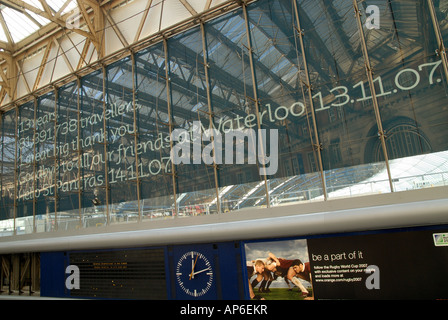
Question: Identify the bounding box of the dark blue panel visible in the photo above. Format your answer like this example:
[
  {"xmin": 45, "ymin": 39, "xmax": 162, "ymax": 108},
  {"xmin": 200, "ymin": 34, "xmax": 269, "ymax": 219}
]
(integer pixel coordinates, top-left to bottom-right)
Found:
[
  {"xmin": 40, "ymin": 251, "xmax": 69, "ymax": 298},
  {"xmin": 216, "ymin": 242, "xmax": 245, "ymax": 300}
]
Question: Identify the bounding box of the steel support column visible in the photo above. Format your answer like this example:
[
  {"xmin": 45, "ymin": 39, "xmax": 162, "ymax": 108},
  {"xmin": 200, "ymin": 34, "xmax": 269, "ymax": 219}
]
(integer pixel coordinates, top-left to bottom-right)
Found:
[
  {"xmin": 131, "ymin": 52, "xmax": 142, "ymax": 221},
  {"xmin": 53, "ymin": 88, "xmax": 60, "ymax": 229},
  {"xmin": 200, "ymin": 22, "xmax": 221, "ymax": 214},
  {"xmin": 163, "ymin": 38, "xmax": 178, "ymax": 216},
  {"xmin": 31, "ymin": 97, "xmax": 37, "ymax": 233},
  {"xmin": 292, "ymin": 0, "xmax": 328, "ymax": 200},
  {"xmin": 353, "ymin": 0, "xmax": 394, "ymax": 192},
  {"xmin": 76, "ymin": 77, "xmax": 83, "ymax": 228},
  {"xmin": 427, "ymin": 0, "xmax": 448, "ymax": 83},
  {"xmin": 101, "ymin": 66, "xmax": 110, "ymax": 225},
  {"xmin": 242, "ymin": 2, "xmax": 271, "ymax": 207}
]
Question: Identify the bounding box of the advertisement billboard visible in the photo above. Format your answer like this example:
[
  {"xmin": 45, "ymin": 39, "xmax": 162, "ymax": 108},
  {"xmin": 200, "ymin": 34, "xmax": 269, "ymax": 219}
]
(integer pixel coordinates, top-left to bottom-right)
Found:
[{"xmin": 243, "ymin": 227, "xmax": 448, "ymax": 300}]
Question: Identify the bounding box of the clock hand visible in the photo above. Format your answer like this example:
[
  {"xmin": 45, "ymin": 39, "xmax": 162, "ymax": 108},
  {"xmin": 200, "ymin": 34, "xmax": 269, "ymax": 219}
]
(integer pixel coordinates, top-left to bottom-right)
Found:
[
  {"xmin": 189, "ymin": 254, "xmax": 199, "ymax": 280},
  {"xmin": 193, "ymin": 267, "xmax": 211, "ymax": 276}
]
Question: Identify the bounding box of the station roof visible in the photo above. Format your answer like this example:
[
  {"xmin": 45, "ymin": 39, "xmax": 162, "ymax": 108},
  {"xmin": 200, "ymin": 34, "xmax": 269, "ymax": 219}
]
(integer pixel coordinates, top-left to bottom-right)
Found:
[
  {"xmin": 0, "ymin": 0, "xmax": 86, "ymax": 51},
  {"xmin": 0, "ymin": 0, "xmax": 235, "ymax": 108},
  {"xmin": 0, "ymin": 0, "xmax": 77, "ymax": 44}
]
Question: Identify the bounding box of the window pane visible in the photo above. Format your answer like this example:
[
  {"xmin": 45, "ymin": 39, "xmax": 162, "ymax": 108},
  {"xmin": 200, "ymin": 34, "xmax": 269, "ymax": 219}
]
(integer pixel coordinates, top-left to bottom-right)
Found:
[
  {"xmin": 57, "ymin": 82, "xmax": 82, "ymax": 231},
  {"xmin": 247, "ymin": 0, "xmax": 322, "ymax": 206},
  {"xmin": 0, "ymin": 109, "xmax": 16, "ymax": 235},
  {"xmin": 80, "ymin": 70, "xmax": 108, "ymax": 227},
  {"xmin": 17, "ymin": 101, "xmax": 35, "ymax": 233},
  {"xmin": 36, "ymin": 92, "xmax": 57, "ymax": 230},
  {"xmin": 106, "ymin": 57, "xmax": 140, "ymax": 224},
  {"xmin": 361, "ymin": 0, "xmax": 448, "ymax": 192},
  {"xmin": 299, "ymin": 0, "xmax": 391, "ymax": 198},
  {"xmin": 135, "ymin": 43, "xmax": 175, "ymax": 220},
  {"xmin": 205, "ymin": 9, "xmax": 267, "ymax": 212},
  {"xmin": 168, "ymin": 27, "xmax": 218, "ymax": 216}
]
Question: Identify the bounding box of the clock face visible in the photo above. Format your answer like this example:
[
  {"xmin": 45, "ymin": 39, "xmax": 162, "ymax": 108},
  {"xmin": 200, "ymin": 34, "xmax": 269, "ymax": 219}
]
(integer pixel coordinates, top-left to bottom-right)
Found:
[{"xmin": 176, "ymin": 251, "xmax": 214, "ymax": 298}]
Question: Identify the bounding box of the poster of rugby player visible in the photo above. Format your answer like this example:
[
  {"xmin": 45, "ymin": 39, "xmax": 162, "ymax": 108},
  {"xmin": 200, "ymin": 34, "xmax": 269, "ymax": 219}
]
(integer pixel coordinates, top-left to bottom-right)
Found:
[{"xmin": 244, "ymin": 239, "xmax": 313, "ymax": 300}]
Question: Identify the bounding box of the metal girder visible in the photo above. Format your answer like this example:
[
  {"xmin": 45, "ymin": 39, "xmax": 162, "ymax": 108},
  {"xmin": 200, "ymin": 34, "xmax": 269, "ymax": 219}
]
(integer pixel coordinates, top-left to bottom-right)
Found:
[
  {"xmin": 0, "ymin": 0, "xmax": 109, "ymax": 103},
  {"xmin": 0, "ymin": 0, "xmax": 256, "ymax": 110},
  {"xmin": 1, "ymin": 0, "xmax": 95, "ymax": 41}
]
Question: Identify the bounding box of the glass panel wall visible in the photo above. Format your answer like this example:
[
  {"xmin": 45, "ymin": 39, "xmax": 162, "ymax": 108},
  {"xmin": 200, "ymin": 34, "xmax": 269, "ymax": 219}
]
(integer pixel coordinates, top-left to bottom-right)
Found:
[
  {"xmin": 359, "ymin": 0, "xmax": 448, "ymax": 192},
  {"xmin": 80, "ymin": 70, "xmax": 108, "ymax": 227},
  {"xmin": 205, "ymin": 8, "xmax": 267, "ymax": 212},
  {"xmin": 167, "ymin": 27, "xmax": 219, "ymax": 217},
  {"xmin": 297, "ymin": 0, "xmax": 389, "ymax": 199},
  {"xmin": 246, "ymin": 0, "xmax": 322, "ymax": 206},
  {"xmin": 57, "ymin": 82, "xmax": 82, "ymax": 231},
  {"xmin": 135, "ymin": 43, "xmax": 176, "ymax": 220},
  {"xmin": 1, "ymin": 0, "xmax": 448, "ymax": 235},
  {"xmin": 36, "ymin": 92, "xmax": 57, "ymax": 232},
  {"xmin": 17, "ymin": 101, "xmax": 35, "ymax": 234},
  {"xmin": 106, "ymin": 57, "xmax": 140, "ymax": 224},
  {"xmin": 1, "ymin": 109, "xmax": 16, "ymax": 235}
]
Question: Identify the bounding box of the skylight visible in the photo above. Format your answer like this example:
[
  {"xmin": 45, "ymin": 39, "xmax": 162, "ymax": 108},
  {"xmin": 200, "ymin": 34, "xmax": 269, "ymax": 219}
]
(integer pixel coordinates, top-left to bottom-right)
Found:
[{"xmin": 0, "ymin": 0, "xmax": 78, "ymax": 44}]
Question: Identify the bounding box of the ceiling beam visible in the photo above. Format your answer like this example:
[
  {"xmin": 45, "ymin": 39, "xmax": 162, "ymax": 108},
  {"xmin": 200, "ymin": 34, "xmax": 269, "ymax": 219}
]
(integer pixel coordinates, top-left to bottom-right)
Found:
[
  {"xmin": 16, "ymin": 59, "xmax": 31, "ymax": 94},
  {"xmin": 0, "ymin": 0, "xmax": 253, "ymax": 110},
  {"xmin": 0, "ymin": 0, "xmax": 96, "ymax": 42},
  {"xmin": 0, "ymin": 10, "xmax": 14, "ymax": 45},
  {"xmin": 33, "ymin": 38, "xmax": 53, "ymax": 91},
  {"xmin": 180, "ymin": 0, "xmax": 198, "ymax": 16},
  {"xmin": 134, "ymin": 0, "xmax": 153, "ymax": 43},
  {"xmin": 102, "ymin": 5, "xmax": 128, "ymax": 48}
]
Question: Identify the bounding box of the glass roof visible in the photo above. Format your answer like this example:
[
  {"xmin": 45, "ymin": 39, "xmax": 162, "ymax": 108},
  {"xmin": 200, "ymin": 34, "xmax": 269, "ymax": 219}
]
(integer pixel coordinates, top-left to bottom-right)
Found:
[{"xmin": 0, "ymin": 0, "xmax": 78, "ymax": 44}]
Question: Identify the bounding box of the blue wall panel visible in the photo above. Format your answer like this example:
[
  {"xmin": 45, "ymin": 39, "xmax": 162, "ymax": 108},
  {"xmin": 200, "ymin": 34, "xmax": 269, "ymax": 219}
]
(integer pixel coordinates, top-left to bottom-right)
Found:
[{"xmin": 40, "ymin": 251, "xmax": 69, "ymax": 298}]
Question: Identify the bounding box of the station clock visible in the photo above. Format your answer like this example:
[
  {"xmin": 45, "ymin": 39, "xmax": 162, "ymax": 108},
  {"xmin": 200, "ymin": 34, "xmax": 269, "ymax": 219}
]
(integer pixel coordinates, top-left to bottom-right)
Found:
[{"xmin": 173, "ymin": 245, "xmax": 217, "ymax": 299}]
